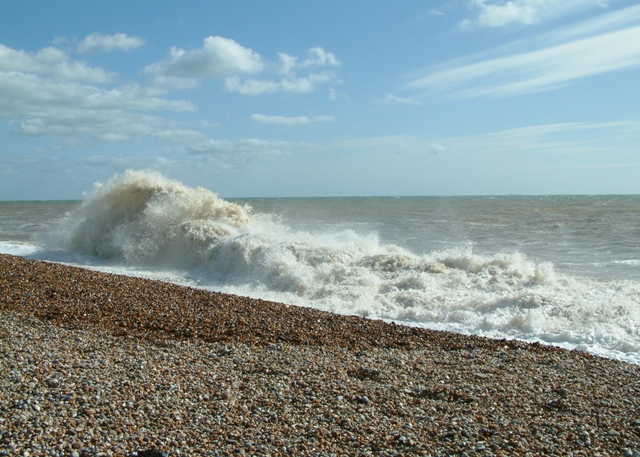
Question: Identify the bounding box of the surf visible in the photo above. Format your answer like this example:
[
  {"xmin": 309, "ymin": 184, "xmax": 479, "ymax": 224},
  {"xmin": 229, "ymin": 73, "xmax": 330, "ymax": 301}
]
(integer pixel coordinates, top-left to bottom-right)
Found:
[{"xmin": 35, "ymin": 170, "xmax": 640, "ymax": 363}]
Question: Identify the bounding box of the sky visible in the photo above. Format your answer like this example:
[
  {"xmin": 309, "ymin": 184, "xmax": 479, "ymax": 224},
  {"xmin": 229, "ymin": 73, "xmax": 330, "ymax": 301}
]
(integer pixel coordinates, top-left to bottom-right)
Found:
[{"xmin": 1, "ymin": 0, "xmax": 640, "ymax": 200}]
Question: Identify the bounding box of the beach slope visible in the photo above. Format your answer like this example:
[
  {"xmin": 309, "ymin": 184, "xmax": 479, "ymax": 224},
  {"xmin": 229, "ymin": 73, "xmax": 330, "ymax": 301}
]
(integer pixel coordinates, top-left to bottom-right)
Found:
[{"xmin": 1, "ymin": 254, "xmax": 639, "ymax": 456}]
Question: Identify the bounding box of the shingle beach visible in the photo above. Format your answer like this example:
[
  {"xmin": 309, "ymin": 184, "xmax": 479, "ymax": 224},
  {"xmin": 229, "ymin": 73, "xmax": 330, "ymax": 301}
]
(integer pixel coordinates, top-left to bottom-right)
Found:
[{"xmin": 1, "ymin": 254, "xmax": 639, "ymax": 456}]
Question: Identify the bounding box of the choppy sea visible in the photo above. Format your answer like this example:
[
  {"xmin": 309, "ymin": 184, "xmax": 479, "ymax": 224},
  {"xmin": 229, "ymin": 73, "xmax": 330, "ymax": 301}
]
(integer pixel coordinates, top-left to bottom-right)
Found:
[{"xmin": 1, "ymin": 170, "xmax": 639, "ymax": 363}]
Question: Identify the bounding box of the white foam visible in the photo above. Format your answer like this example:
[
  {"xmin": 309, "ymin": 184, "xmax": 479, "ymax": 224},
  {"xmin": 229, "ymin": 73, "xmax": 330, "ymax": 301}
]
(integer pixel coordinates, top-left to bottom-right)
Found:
[
  {"xmin": 0, "ymin": 241, "xmax": 40, "ymax": 257},
  {"xmin": 41, "ymin": 170, "xmax": 640, "ymax": 364},
  {"xmin": 613, "ymin": 259, "xmax": 640, "ymax": 267}
]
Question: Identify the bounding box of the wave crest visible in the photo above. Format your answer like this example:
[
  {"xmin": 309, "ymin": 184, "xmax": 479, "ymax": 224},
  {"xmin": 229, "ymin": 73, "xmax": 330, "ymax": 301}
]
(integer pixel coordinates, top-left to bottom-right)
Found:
[{"xmin": 57, "ymin": 170, "xmax": 251, "ymax": 265}]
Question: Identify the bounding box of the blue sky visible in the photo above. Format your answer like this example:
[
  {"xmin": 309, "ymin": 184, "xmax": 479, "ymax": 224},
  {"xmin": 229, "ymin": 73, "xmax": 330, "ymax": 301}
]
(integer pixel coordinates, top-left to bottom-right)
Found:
[{"xmin": 1, "ymin": 0, "xmax": 639, "ymax": 199}]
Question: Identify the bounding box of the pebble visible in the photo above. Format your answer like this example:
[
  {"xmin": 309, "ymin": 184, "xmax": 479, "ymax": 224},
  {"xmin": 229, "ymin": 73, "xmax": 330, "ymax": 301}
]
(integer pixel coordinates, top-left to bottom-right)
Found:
[{"xmin": 1, "ymin": 254, "xmax": 640, "ymax": 456}]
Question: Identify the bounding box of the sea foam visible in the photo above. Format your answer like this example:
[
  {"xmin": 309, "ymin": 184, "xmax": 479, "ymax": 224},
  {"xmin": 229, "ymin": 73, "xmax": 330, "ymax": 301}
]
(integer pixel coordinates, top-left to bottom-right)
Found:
[{"xmin": 47, "ymin": 170, "xmax": 640, "ymax": 363}]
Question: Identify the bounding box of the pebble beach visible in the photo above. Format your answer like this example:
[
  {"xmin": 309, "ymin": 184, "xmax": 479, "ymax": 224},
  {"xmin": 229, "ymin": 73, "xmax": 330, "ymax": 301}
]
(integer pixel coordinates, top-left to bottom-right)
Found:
[{"xmin": 1, "ymin": 253, "xmax": 639, "ymax": 457}]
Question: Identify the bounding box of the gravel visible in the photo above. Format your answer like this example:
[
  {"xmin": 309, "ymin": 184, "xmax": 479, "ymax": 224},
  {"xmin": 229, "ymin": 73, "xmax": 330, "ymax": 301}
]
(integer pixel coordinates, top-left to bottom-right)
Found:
[{"xmin": 1, "ymin": 254, "xmax": 639, "ymax": 456}]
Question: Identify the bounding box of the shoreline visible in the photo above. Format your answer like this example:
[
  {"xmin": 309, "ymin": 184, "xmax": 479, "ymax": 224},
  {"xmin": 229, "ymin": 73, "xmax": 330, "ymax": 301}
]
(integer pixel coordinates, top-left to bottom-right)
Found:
[{"xmin": 1, "ymin": 254, "xmax": 639, "ymax": 456}]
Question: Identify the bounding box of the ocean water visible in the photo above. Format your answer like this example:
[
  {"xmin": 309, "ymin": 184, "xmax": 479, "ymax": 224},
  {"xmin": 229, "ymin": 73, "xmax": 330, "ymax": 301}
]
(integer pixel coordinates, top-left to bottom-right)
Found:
[{"xmin": 1, "ymin": 170, "xmax": 639, "ymax": 363}]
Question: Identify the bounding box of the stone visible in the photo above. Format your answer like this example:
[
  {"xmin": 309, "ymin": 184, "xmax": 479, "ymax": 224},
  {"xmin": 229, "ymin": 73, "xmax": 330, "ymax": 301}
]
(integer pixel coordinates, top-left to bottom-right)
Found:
[{"xmin": 135, "ymin": 450, "xmax": 168, "ymax": 457}]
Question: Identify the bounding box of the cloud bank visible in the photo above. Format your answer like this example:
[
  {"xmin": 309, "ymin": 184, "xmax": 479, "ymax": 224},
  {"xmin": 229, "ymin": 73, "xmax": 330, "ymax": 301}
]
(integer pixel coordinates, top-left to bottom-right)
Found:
[
  {"xmin": 0, "ymin": 40, "xmax": 201, "ymax": 147},
  {"xmin": 0, "ymin": 33, "xmax": 341, "ymax": 157}
]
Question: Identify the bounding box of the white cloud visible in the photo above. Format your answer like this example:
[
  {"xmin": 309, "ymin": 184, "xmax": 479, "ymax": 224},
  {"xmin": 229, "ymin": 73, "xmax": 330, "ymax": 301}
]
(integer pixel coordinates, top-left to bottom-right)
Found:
[
  {"xmin": 375, "ymin": 94, "xmax": 422, "ymax": 105},
  {"xmin": 464, "ymin": 0, "xmax": 607, "ymax": 29},
  {"xmin": 0, "ymin": 37, "xmax": 341, "ymax": 161},
  {"xmin": 301, "ymin": 47, "xmax": 340, "ymax": 68},
  {"xmin": 144, "ymin": 36, "xmax": 263, "ymax": 79},
  {"xmin": 427, "ymin": 9, "xmax": 446, "ymax": 17},
  {"xmin": 0, "ymin": 44, "xmax": 114, "ymax": 83},
  {"xmin": 539, "ymin": 3, "xmax": 640, "ymax": 45},
  {"xmin": 250, "ymin": 114, "xmax": 335, "ymax": 125},
  {"xmin": 406, "ymin": 5, "xmax": 640, "ymax": 98},
  {"xmin": 77, "ymin": 33, "xmax": 145, "ymax": 53},
  {"xmin": 426, "ymin": 121, "xmax": 640, "ymax": 157},
  {"xmin": 13, "ymin": 108, "xmax": 205, "ymax": 145},
  {"xmin": 328, "ymin": 88, "xmax": 349, "ymax": 101},
  {"xmin": 225, "ymin": 46, "xmax": 340, "ymax": 96},
  {"xmin": 52, "ymin": 36, "xmax": 69, "ymax": 46},
  {"xmin": 177, "ymin": 138, "xmax": 305, "ymax": 156},
  {"xmin": 225, "ymin": 73, "xmax": 334, "ymax": 95},
  {"xmin": 0, "ymin": 42, "xmax": 205, "ymax": 148},
  {"xmin": 276, "ymin": 47, "xmax": 339, "ymax": 73},
  {"xmin": 317, "ymin": 135, "xmax": 435, "ymax": 156},
  {"xmin": 145, "ymin": 75, "xmax": 200, "ymax": 94},
  {"xmin": 198, "ymin": 119, "xmax": 221, "ymax": 128},
  {"xmin": 429, "ymin": 144, "xmax": 447, "ymax": 154},
  {"xmin": 157, "ymin": 138, "xmax": 314, "ymax": 174},
  {"xmin": 473, "ymin": 0, "xmax": 540, "ymax": 27},
  {"xmin": 144, "ymin": 40, "xmax": 340, "ymax": 96},
  {"xmin": 313, "ymin": 115, "xmax": 336, "ymax": 123},
  {"xmin": 277, "ymin": 52, "xmax": 298, "ymax": 75},
  {"xmin": 223, "ymin": 77, "xmax": 279, "ymax": 95},
  {"xmin": 317, "ymin": 121, "xmax": 640, "ymax": 159},
  {"xmin": 0, "ymin": 71, "xmax": 196, "ymax": 116}
]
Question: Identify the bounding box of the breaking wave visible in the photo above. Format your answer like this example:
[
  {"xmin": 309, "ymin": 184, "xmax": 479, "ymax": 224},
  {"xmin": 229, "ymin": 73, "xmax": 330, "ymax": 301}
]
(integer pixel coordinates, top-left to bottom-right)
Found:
[{"xmin": 48, "ymin": 170, "xmax": 640, "ymax": 363}]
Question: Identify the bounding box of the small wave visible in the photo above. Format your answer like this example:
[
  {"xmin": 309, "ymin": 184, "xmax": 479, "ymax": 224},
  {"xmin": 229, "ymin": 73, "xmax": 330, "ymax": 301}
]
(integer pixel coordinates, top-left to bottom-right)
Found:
[{"xmin": 613, "ymin": 259, "xmax": 640, "ymax": 266}]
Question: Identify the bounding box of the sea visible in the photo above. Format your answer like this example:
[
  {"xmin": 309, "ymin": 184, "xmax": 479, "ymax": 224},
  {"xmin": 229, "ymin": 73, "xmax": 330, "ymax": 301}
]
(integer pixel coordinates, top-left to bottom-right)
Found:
[{"xmin": 1, "ymin": 170, "xmax": 639, "ymax": 363}]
